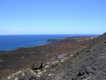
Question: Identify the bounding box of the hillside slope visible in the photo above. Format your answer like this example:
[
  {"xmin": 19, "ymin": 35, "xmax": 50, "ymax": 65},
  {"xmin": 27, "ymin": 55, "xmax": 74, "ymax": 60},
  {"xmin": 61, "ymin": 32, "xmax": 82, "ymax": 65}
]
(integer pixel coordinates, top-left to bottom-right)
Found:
[{"xmin": 56, "ymin": 33, "xmax": 106, "ymax": 80}]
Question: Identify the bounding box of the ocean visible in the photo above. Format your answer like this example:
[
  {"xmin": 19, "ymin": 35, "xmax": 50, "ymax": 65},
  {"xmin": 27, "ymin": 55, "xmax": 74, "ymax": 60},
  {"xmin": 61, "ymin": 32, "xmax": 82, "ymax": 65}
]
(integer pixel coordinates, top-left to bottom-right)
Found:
[{"xmin": 0, "ymin": 34, "xmax": 99, "ymax": 51}]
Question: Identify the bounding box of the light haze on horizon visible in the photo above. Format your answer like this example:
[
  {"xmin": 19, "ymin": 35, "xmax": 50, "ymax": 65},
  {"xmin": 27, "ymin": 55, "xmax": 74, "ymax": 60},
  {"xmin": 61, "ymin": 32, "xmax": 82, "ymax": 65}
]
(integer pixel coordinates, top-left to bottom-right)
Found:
[{"xmin": 0, "ymin": 0, "xmax": 106, "ymax": 35}]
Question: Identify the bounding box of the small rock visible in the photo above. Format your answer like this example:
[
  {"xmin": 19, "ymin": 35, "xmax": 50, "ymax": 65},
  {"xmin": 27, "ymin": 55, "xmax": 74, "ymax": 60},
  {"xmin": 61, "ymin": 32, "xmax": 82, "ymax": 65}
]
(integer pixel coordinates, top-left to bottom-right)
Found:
[
  {"xmin": 36, "ymin": 74, "xmax": 41, "ymax": 77},
  {"xmin": 30, "ymin": 70, "xmax": 37, "ymax": 76},
  {"xmin": 22, "ymin": 72, "xmax": 25, "ymax": 76},
  {"xmin": 35, "ymin": 69, "xmax": 41, "ymax": 72},
  {"xmin": 43, "ymin": 69, "xmax": 46, "ymax": 73},
  {"xmin": 60, "ymin": 58, "xmax": 66, "ymax": 63},
  {"xmin": 7, "ymin": 76, "xmax": 11, "ymax": 79},
  {"xmin": 70, "ymin": 55, "xmax": 74, "ymax": 57},
  {"xmin": 53, "ymin": 69, "xmax": 56, "ymax": 71},
  {"xmin": 52, "ymin": 61, "xmax": 59, "ymax": 65},
  {"xmin": 46, "ymin": 62, "xmax": 50, "ymax": 64},
  {"xmin": 54, "ymin": 61, "xmax": 59, "ymax": 63},
  {"xmin": 38, "ymin": 72, "xmax": 42, "ymax": 75},
  {"xmin": 13, "ymin": 71, "xmax": 22, "ymax": 75},
  {"xmin": 86, "ymin": 76, "xmax": 91, "ymax": 79},
  {"xmin": 14, "ymin": 78, "xmax": 18, "ymax": 80},
  {"xmin": 44, "ymin": 65, "xmax": 49, "ymax": 68},
  {"xmin": 60, "ymin": 59, "xmax": 64, "ymax": 63},
  {"xmin": 48, "ymin": 73, "xmax": 54, "ymax": 76}
]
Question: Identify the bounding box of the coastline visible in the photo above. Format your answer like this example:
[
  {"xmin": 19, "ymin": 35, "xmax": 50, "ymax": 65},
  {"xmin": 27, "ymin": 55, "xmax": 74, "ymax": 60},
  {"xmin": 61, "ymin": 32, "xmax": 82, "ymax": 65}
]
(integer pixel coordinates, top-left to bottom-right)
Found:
[
  {"xmin": 0, "ymin": 34, "xmax": 99, "ymax": 51},
  {"xmin": 0, "ymin": 36, "xmax": 98, "ymax": 78}
]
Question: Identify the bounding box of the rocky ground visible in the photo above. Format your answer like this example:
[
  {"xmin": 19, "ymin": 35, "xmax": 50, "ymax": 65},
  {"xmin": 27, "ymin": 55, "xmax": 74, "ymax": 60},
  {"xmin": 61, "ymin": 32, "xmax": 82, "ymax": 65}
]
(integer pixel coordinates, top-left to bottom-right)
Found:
[
  {"xmin": 60, "ymin": 33, "xmax": 106, "ymax": 80},
  {"xmin": 0, "ymin": 33, "xmax": 105, "ymax": 80}
]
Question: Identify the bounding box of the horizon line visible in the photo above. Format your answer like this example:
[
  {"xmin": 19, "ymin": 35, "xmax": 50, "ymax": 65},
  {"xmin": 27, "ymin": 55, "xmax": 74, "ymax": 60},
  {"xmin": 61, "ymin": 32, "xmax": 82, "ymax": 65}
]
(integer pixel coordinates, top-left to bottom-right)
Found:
[{"xmin": 0, "ymin": 34, "xmax": 101, "ymax": 35}]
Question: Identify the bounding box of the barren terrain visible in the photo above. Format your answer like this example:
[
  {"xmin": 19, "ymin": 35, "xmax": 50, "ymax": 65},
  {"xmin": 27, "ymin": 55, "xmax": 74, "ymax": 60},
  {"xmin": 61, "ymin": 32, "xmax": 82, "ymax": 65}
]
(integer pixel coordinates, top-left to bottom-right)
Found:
[{"xmin": 0, "ymin": 33, "xmax": 105, "ymax": 80}]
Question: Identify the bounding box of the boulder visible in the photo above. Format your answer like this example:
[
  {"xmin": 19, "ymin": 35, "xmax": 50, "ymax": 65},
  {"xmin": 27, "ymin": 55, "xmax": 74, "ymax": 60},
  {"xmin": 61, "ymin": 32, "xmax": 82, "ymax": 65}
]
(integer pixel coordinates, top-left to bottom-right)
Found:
[{"xmin": 57, "ymin": 54, "xmax": 67, "ymax": 59}]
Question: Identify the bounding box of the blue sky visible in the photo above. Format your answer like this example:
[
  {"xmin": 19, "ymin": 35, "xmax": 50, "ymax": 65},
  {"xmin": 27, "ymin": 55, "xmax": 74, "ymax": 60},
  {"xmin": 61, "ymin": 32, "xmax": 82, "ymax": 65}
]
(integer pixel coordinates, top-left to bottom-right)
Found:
[{"xmin": 0, "ymin": 0, "xmax": 106, "ymax": 35}]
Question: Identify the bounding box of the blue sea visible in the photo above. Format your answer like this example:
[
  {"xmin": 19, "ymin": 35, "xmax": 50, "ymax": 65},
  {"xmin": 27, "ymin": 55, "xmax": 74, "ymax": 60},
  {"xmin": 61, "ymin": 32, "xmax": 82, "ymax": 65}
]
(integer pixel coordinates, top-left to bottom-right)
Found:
[{"xmin": 0, "ymin": 34, "xmax": 99, "ymax": 51}]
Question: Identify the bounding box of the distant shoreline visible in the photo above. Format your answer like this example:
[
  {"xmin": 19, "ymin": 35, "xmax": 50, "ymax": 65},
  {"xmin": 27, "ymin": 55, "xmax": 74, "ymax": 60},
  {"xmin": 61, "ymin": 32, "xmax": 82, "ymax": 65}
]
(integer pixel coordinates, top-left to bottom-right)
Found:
[{"xmin": 0, "ymin": 35, "xmax": 98, "ymax": 52}]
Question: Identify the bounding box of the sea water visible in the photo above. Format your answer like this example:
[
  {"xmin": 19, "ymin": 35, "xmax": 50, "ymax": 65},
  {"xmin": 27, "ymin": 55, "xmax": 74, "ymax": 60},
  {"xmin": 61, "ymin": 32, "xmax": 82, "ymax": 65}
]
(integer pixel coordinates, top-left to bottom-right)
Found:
[{"xmin": 0, "ymin": 34, "xmax": 99, "ymax": 51}]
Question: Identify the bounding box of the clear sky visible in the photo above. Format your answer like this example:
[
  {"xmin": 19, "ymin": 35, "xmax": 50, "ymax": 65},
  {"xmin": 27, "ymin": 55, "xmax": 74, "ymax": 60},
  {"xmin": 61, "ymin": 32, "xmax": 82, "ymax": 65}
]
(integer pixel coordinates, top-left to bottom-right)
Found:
[{"xmin": 0, "ymin": 0, "xmax": 106, "ymax": 35}]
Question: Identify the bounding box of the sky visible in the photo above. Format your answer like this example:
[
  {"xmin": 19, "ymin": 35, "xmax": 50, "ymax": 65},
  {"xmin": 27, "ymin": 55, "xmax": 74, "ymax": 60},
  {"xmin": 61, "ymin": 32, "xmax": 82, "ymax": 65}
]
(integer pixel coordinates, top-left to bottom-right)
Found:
[{"xmin": 0, "ymin": 0, "xmax": 106, "ymax": 35}]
